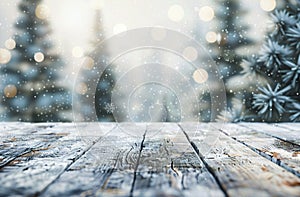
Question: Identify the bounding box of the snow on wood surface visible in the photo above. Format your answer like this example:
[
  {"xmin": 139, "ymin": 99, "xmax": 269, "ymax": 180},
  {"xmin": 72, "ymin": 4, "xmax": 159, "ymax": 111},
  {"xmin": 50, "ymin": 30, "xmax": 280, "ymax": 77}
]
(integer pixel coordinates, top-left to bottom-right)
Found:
[{"xmin": 0, "ymin": 122, "xmax": 299, "ymax": 197}]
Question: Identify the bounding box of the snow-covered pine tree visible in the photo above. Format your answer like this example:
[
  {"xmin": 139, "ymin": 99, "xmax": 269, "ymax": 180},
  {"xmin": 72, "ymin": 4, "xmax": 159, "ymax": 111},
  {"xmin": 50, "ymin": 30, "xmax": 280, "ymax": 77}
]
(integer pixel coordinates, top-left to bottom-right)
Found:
[
  {"xmin": 211, "ymin": 0, "xmax": 253, "ymax": 80},
  {"xmin": 77, "ymin": 8, "xmax": 115, "ymax": 121},
  {"xmin": 241, "ymin": 0, "xmax": 300, "ymax": 122},
  {"xmin": 0, "ymin": 0, "xmax": 71, "ymax": 122},
  {"xmin": 210, "ymin": 0, "xmax": 253, "ymax": 104}
]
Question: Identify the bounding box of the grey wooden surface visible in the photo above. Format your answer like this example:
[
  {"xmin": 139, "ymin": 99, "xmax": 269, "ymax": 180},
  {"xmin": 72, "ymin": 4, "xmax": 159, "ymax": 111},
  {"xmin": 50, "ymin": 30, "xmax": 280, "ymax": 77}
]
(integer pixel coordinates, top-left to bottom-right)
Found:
[{"xmin": 0, "ymin": 122, "xmax": 300, "ymax": 197}]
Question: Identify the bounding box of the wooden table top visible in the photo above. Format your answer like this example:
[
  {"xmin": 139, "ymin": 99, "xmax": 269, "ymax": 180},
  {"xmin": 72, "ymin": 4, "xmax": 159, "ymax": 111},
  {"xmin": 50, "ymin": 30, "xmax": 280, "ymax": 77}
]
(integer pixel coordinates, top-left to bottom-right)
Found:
[{"xmin": 0, "ymin": 122, "xmax": 300, "ymax": 197}]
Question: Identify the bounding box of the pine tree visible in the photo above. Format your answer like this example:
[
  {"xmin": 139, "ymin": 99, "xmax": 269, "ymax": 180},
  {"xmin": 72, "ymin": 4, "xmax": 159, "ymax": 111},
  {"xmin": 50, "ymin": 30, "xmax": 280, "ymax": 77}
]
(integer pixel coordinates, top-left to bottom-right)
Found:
[
  {"xmin": 241, "ymin": 0, "xmax": 300, "ymax": 122},
  {"xmin": 0, "ymin": 0, "xmax": 71, "ymax": 122},
  {"xmin": 76, "ymin": 8, "xmax": 115, "ymax": 121},
  {"xmin": 211, "ymin": 0, "xmax": 253, "ymax": 84},
  {"xmin": 209, "ymin": 0, "xmax": 253, "ymax": 122}
]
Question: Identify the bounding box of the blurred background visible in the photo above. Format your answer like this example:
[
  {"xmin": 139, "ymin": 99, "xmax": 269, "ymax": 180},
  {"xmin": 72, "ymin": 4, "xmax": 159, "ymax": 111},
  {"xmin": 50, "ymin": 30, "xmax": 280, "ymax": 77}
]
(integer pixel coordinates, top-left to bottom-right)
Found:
[{"xmin": 1, "ymin": 0, "xmax": 296, "ymax": 122}]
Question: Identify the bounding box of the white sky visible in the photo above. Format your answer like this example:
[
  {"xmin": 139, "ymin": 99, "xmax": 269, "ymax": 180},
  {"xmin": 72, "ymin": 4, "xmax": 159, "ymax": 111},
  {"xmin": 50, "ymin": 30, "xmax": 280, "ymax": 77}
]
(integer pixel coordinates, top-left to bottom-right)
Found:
[{"xmin": 0, "ymin": 0, "xmax": 271, "ymax": 87}]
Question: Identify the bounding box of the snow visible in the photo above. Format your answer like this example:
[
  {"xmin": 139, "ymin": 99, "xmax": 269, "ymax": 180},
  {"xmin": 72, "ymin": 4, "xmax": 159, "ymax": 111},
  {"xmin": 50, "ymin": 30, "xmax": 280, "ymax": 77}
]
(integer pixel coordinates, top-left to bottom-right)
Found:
[{"xmin": 0, "ymin": 0, "xmax": 299, "ymax": 123}]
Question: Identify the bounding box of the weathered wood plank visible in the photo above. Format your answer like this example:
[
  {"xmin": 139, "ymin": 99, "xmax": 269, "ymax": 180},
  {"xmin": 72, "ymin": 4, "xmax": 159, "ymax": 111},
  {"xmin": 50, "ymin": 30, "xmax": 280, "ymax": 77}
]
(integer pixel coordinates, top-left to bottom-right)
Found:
[
  {"xmin": 180, "ymin": 123, "xmax": 300, "ymax": 197},
  {"xmin": 1, "ymin": 122, "xmax": 300, "ymax": 197},
  {"xmin": 0, "ymin": 123, "xmax": 115, "ymax": 197},
  {"xmin": 276, "ymin": 123, "xmax": 300, "ymax": 132},
  {"xmin": 0, "ymin": 123, "xmax": 59, "ymax": 169},
  {"xmin": 240, "ymin": 123, "xmax": 300, "ymax": 145},
  {"xmin": 0, "ymin": 122, "xmax": 39, "ymax": 132},
  {"xmin": 132, "ymin": 123, "xmax": 224, "ymax": 197},
  {"xmin": 41, "ymin": 123, "xmax": 145, "ymax": 197},
  {"xmin": 214, "ymin": 123, "xmax": 300, "ymax": 177}
]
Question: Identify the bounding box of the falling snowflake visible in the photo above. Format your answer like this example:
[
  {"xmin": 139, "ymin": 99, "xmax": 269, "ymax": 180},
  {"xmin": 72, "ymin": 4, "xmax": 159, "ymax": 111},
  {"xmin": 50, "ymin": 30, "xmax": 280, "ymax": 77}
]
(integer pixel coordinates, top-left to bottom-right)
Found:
[{"xmin": 104, "ymin": 103, "xmax": 115, "ymax": 113}]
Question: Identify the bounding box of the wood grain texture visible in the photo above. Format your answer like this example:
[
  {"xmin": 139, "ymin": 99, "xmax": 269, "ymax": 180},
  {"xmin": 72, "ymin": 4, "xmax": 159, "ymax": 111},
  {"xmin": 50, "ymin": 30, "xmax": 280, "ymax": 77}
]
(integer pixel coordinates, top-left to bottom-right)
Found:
[
  {"xmin": 133, "ymin": 123, "xmax": 224, "ymax": 197},
  {"xmin": 240, "ymin": 123, "xmax": 300, "ymax": 145},
  {"xmin": 214, "ymin": 123, "xmax": 300, "ymax": 178},
  {"xmin": 275, "ymin": 123, "xmax": 300, "ymax": 132},
  {"xmin": 180, "ymin": 123, "xmax": 300, "ymax": 197},
  {"xmin": 41, "ymin": 123, "xmax": 144, "ymax": 197},
  {"xmin": 0, "ymin": 123, "xmax": 115, "ymax": 197},
  {"xmin": 0, "ymin": 123, "xmax": 54, "ymax": 168},
  {"xmin": 1, "ymin": 122, "xmax": 300, "ymax": 197}
]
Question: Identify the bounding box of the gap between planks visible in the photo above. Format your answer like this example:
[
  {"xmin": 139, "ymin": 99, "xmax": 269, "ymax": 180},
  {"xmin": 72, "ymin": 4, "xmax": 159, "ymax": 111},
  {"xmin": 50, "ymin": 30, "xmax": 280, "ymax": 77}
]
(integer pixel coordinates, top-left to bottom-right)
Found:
[
  {"xmin": 129, "ymin": 129, "xmax": 146, "ymax": 197},
  {"xmin": 3, "ymin": 123, "xmax": 300, "ymax": 197},
  {"xmin": 0, "ymin": 124, "xmax": 54, "ymax": 169},
  {"xmin": 179, "ymin": 123, "xmax": 300, "ymax": 197},
  {"xmin": 0, "ymin": 123, "xmax": 117, "ymax": 197},
  {"xmin": 38, "ymin": 124, "xmax": 118, "ymax": 196},
  {"xmin": 40, "ymin": 123, "xmax": 225, "ymax": 197},
  {"xmin": 225, "ymin": 123, "xmax": 300, "ymax": 178},
  {"xmin": 178, "ymin": 124, "xmax": 229, "ymax": 197},
  {"xmin": 132, "ymin": 123, "xmax": 224, "ymax": 197}
]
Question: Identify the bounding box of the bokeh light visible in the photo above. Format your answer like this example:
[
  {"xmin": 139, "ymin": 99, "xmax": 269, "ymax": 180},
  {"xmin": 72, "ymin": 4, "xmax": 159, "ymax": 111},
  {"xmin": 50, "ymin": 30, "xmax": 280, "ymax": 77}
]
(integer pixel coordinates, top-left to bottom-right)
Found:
[
  {"xmin": 82, "ymin": 56, "xmax": 94, "ymax": 70},
  {"xmin": 72, "ymin": 46, "xmax": 84, "ymax": 58},
  {"xmin": 193, "ymin": 68, "xmax": 209, "ymax": 84},
  {"xmin": 199, "ymin": 6, "xmax": 214, "ymax": 22},
  {"xmin": 76, "ymin": 82, "xmax": 88, "ymax": 95},
  {"xmin": 0, "ymin": 48, "xmax": 12, "ymax": 64},
  {"xmin": 206, "ymin": 31, "xmax": 217, "ymax": 43},
  {"xmin": 183, "ymin": 46, "xmax": 198, "ymax": 62},
  {"xmin": 4, "ymin": 84, "xmax": 17, "ymax": 98},
  {"xmin": 34, "ymin": 52, "xmax": 45, "ymax": 62},
  {"xmin": 113, "ymin": 24, "xmax": 127, "ymax": 35},
  {"xmin": 260, "ymin": 0, "xmax": 276, "ymax": 12},
  {"xmin": 5, "ymin": 38, "xmax": 16, "ymax": 50},
  {"xmin": 35, "ymin": 4, "xmax": 50, "ymax": 20},
  {"xmin": 168, "ymin": 4, "xmax": 185, "ymax": 22}
]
